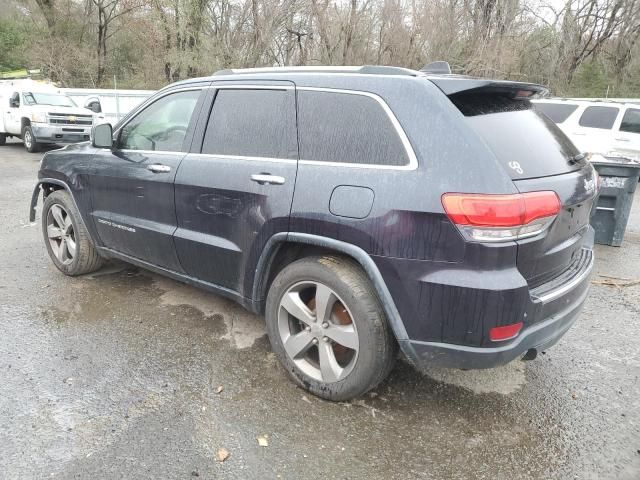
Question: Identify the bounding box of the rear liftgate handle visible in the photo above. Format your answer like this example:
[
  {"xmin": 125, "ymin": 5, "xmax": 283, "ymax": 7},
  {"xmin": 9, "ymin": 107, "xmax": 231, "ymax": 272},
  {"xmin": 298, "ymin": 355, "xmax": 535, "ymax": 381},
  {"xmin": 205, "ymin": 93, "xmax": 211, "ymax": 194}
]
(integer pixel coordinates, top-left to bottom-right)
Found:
[{"xmin": 250, "ymin": 173, "xmax": 285, "ymax": 185}]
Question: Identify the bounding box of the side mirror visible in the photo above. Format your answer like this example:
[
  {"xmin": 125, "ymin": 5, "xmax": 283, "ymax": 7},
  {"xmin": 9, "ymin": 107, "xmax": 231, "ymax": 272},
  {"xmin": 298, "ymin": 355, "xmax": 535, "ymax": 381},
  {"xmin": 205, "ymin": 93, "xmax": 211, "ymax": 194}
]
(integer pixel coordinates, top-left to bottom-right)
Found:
[
  {"xmin": 85, "ymin": 98, "xmax": 102, "ymax": 113},
  {"xmin": 9, "ymin": 99, "xmax": 19, "ymax": 108},
  {"xmin": 92, "ymin": 123, "xmax": 113, "ymax": 149}
]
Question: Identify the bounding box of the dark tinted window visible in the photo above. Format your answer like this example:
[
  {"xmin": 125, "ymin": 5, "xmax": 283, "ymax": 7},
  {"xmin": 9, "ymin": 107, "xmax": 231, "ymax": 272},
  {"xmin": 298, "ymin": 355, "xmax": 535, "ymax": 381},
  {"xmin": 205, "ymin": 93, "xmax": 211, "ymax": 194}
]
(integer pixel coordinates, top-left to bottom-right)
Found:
[
  {"xmin": 534, "ymin": 102, "xmax": 578, "ymax": 123},
  {"xmin": 202, "ymin": 89, "xmax": 296, "ymax": 159},
  {"xmin": 297, "ymin": 90, "xmax": 409, "ymax": 166},
  {"xmin": 451, "ymin": 93, "xmax": 582, "ymax": 180},
  {"xmin": 119, "ymin": 90, "xmax": 200, "ymax": 151},
  {"xmin": 578, "ymin": 106, "xmax": 619, "ymax": 129},
  {"xmin": 620, "ymin": 108, "xmax": 640, "ymax": 134}
]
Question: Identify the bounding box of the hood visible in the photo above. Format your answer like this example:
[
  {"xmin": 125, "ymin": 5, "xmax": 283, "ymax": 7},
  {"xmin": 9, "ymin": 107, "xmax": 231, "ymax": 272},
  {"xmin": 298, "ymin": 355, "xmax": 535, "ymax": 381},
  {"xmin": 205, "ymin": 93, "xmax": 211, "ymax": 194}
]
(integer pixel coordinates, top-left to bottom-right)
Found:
[{"xmin": 30, "ymin": 104, "xmax": 96, "ymax": 116}]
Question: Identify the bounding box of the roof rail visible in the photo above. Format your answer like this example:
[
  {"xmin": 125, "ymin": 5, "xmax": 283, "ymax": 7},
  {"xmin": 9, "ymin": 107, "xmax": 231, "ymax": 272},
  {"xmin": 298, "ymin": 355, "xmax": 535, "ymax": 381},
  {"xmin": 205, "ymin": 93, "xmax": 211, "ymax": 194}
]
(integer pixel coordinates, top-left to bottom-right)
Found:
[{"xmin": 212, "ymin": 65, "xmax": 419, "ymax": 76}]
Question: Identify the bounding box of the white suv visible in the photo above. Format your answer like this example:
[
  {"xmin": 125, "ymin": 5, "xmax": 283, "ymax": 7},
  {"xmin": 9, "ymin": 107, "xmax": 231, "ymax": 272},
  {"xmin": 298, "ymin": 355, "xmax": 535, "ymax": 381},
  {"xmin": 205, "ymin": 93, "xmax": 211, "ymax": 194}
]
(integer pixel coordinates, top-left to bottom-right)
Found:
[{"xmin": 533, "ymin": 99, "xmax": 640, "ymax": 161}]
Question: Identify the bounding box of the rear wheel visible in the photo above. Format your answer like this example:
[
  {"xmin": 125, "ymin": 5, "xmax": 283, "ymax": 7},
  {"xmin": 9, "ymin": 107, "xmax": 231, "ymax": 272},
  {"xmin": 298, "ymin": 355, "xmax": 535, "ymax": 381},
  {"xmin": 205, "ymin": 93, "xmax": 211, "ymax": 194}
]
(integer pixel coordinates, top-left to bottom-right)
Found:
[
  {"xmin": 42, "ymin": 190, "xmax": 104, "ymax": 276},
  {"xmin": 23, "ymin": 125, "xmax": 40, "ymax": 153},
  {"xmin": 265, "ymin": 256, "xmax": 397, "ymax": 401}
]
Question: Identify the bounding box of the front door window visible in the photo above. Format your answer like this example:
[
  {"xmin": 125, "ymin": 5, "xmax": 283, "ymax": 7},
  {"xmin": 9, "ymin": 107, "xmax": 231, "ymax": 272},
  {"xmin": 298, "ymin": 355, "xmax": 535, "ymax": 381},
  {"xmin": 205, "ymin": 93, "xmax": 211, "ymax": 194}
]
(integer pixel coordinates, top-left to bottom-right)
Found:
[{"xmin": 118, "ymin": 90, "xmax": 200, "ymax": 152}]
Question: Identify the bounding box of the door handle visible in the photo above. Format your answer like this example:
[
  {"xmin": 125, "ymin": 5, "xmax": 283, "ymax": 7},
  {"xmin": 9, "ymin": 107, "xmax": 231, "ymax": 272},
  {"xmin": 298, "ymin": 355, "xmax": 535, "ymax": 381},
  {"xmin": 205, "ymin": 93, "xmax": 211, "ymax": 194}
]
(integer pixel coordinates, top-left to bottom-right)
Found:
[
  {"xmin": 147, "ymin": 164, "xmax": 171, "ymax": 173},
  {"xmin": 615, "ymin": 137, "xmax": 630, "ymax": 142},
  {"xmin": 250, "ymin": 174, "xmax": 285, "ymax": 185},
  {"xmin": 572, "ymin": 132, "xmax": 587, "ymax": 136}
]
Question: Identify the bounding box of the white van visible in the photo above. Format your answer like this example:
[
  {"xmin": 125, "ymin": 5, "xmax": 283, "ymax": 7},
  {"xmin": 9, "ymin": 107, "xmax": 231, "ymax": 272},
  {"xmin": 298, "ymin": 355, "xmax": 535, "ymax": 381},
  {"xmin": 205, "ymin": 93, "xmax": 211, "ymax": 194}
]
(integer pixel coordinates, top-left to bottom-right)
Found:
[
  {"xmin": 0, "ymin": 80, "xmax": 97, "ymax": 152},
  {"xmin": 533, "ymin": 99, "xmax": 640, "ymax": 161}
]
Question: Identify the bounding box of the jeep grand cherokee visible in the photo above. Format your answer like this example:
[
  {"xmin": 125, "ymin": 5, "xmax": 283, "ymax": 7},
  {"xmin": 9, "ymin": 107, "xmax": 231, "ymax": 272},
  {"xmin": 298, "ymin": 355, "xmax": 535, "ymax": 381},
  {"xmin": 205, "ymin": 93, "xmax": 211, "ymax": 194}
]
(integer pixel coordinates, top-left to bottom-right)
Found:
[{"xmin": 30, "ymin": 66, "xmax": 598, "ymax": 400}]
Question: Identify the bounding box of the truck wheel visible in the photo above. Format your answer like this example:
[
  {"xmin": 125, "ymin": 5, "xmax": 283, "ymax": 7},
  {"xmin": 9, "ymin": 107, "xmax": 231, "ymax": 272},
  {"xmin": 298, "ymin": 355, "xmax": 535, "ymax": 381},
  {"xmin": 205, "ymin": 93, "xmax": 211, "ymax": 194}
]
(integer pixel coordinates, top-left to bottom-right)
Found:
[
  {"xmin": 0, "ymin": 133, "xmax": 6, "ymax": 146},
  {"xmin": 265, "ymin": 256, "xmax": 397, "ymax": 401},
  {"xmin": 42, "ymin": 190, "xmax": 104, "ymax": 276},
  {"xmin": 23, "ymin": 126, "xmax": 40, "ymax": 153}
]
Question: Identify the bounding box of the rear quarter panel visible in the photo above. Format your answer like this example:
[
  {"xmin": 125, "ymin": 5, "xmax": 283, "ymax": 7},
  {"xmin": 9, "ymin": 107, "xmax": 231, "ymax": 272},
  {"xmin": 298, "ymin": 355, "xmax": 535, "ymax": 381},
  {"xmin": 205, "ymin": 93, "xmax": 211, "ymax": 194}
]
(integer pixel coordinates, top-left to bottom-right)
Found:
[
  {"xmin": 289, "ymin": 76, "xmax": 520, "ymax": 259},
  {"xmin": 288, "ymin": 76, "xmax": 526, "ymax": 345}
]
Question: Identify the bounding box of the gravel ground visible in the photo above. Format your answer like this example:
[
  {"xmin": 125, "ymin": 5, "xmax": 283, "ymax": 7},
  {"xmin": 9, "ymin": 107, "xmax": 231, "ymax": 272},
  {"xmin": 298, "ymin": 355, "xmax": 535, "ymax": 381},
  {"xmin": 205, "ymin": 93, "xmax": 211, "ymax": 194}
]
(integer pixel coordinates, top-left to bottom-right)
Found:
[{"xmin": 1, "ymin": 139, "xmax": 639, "ymax": 479}]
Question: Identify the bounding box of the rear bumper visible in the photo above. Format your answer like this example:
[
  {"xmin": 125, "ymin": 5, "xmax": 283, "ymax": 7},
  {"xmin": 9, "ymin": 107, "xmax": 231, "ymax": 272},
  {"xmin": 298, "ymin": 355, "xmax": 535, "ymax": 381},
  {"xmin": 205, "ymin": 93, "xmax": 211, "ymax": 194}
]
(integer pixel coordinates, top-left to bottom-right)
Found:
[
  {"xmin": 31, "ymin": 124, "xmax": 91, "ymax": 144},
  {"xmin": 400, "ymin": 246, "xmax": 594, "ymax": 370}
]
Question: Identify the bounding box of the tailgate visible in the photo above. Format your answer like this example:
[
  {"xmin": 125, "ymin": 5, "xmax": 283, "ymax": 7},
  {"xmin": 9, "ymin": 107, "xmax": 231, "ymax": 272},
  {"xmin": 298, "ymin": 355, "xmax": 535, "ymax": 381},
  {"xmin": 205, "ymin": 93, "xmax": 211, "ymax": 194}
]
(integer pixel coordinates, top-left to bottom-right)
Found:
[
  {"xmin": 514, "ymin": 164, "xmax": 597, "ymax": 286},
  {"xmin": 436, "ymin": 78, "xmax": 598, "ymax": 285}
]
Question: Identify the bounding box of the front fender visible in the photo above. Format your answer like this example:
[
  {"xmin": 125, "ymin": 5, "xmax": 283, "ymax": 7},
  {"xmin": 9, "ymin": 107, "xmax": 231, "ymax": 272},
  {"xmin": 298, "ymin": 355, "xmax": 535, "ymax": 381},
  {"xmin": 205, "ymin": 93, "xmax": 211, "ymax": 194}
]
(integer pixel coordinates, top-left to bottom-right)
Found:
[
  {"xmin": 29, "ymin": 183, "xmax": 41, "ymax": 223},
  {"xmin": 29, "ymin": 178, "xmax": 72, "ymax": 222},
  {"xmin": 28, "ymin": 178, "xmax": 97, "ymax": 247}
]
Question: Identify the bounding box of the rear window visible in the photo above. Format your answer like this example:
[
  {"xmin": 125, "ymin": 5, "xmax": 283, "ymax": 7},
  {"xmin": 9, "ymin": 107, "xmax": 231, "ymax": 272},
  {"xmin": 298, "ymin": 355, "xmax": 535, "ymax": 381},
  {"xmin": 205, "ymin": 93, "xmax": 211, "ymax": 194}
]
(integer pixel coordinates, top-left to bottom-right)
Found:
[
  {"xmin": 620, "ymin": 108, "xmax": 640, "ymax": 134},
  {"xmin": 450, "ymin": 93, "xmax": 583, "ymax": 180},
  {"xmin": 534, "ymin": 102, "xmax": 578, "ymax": 123},
  {"xmin": 297, "ymin": 90, "xmax": 409, "ymax": 166},
  {"xmin": 578, "ymin": 106, "xmax": 619, "ymax": 129}
]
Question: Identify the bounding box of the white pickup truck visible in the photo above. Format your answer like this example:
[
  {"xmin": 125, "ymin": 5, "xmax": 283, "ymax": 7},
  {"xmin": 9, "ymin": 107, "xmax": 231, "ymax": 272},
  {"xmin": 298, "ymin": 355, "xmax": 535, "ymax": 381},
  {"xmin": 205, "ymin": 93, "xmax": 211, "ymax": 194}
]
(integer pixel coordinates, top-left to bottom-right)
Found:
[{"xmin": 0, "ymin": 82, "xmax": 97, "ymax": 152}]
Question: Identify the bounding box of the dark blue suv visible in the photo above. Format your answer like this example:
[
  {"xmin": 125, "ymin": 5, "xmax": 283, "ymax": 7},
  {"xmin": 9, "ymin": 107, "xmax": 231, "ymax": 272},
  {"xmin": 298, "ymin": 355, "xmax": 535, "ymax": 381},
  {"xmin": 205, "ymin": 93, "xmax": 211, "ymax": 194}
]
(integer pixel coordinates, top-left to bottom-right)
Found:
[{"xmin": 30, "ymin": 66, "xmax": 598, "ymax": 400}]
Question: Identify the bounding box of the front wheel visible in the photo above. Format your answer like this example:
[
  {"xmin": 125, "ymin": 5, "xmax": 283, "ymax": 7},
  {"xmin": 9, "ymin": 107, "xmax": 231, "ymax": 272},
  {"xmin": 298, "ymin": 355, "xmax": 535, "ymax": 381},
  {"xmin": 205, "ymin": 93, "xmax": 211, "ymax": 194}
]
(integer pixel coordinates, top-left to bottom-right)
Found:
[
  {"xmin": 0, "ymin": 133, "xmax": 6, "ymax": 146},
  {"xmin": 265, "ymin": 256, "xmax": 397, "ymax": 401},
  {"xmin": 23, "ymin": 125, "xmax": 40, "ymax": 153},
  {"xmin": 42, "ymin": 190, "xmax": 104, "ymax": 275}
]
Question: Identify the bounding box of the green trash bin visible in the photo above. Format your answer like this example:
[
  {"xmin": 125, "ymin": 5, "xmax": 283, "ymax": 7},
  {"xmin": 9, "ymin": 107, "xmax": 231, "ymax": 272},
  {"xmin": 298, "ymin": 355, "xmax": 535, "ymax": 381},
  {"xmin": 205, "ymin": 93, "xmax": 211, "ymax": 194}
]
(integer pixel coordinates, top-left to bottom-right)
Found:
[{"xmin": 590, "ymin": 156, "xmax": 640, "ymax": 247}]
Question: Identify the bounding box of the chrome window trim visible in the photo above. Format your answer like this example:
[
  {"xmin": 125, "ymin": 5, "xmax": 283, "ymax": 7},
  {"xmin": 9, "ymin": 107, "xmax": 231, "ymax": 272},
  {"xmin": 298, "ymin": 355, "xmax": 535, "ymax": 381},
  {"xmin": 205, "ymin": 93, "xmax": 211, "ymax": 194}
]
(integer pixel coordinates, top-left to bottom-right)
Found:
[
  {"xmin": 111, "ymin": 149, "xmax": 186, "ymax": 156},
  {"xmin": 210, "ymin": 84, "xmax": 294, "ymax": 91},
  {"xmin": 113, "ymin": 83, "xmax": 418, "ymax": 169},
  {"xmin": 296, "ymin": 87, "xmax": 418, "ymax": 170},
  {"xmin": 187, "ymin": 153, "xmax": 296, "ymax": 164}
]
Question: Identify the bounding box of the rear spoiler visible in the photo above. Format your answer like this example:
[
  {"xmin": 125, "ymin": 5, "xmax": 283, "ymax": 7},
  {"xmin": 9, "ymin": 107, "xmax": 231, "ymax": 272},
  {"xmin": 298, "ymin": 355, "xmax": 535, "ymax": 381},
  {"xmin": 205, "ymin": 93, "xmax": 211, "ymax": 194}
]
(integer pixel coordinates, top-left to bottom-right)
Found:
[{"xmin": 426, "ymin": 76, "xmax": 549, "ymax": 98}]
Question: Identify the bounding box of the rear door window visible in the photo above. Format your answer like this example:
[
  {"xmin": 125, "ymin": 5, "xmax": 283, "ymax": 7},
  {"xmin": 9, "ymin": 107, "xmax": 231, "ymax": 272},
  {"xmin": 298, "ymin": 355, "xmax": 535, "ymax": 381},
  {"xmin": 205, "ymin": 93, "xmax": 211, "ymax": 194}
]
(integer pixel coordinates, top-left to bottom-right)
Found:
[
  {"xmin": 534, "ymin": 102, "xmax": 578, "ymax": 123},
  {"xmin": 578, "ymin": 106, "xmax": 619, "ymax": 129},
  {"xmin": 297, "ymin": 90, "xmax": 409, "ymax": 166},
  {"xmin": 201, "ymin": 88, "xmax": 296, "ymax": 159},
  {"xmin": 620, "ymin": 108, "xmax": 640, "ymax": 134},
  {"xmin": 450, "ymin": 92, "xmax": 583, "ymax": 179}
]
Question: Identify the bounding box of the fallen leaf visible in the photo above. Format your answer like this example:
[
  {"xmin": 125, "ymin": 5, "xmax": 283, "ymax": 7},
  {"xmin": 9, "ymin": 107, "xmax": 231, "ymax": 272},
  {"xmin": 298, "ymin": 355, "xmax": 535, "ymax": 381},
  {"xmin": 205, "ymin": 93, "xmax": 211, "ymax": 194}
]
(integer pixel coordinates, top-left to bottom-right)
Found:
[
  {"xmin": 257, "ymin": 435, "xmax": 269, "ymax": 447},
  {"xmin": 216, "ymin": 385, "xmax": 224, "ymax": 394},
  {"xmin": 216, "ymin": 448, "xmax": 230, "ymax": 462}
]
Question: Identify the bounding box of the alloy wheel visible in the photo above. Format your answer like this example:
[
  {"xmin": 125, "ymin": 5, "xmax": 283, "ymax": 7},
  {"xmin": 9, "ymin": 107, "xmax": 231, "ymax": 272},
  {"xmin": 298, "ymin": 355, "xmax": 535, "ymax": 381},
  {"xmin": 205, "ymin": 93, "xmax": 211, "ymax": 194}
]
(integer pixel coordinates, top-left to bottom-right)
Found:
[
  {"xmin": 278, "ymin": 281, "xmax": 360, "ymax": 383},
  {"xmin": 24, "ymin": 130, "xmax": 32, "ymax": 149},
  {"xmin": 46, "ymin": 204, "xmax": 76, "ymax": 265}
]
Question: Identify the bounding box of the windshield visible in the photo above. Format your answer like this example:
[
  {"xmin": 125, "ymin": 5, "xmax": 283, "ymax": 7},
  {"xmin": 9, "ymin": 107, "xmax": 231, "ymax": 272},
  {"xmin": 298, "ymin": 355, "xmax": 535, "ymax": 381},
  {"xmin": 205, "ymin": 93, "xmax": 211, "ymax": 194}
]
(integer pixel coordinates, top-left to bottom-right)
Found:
[{"xmin": 24, "ymin": 92, "xmax": 77, "ymax": 107}]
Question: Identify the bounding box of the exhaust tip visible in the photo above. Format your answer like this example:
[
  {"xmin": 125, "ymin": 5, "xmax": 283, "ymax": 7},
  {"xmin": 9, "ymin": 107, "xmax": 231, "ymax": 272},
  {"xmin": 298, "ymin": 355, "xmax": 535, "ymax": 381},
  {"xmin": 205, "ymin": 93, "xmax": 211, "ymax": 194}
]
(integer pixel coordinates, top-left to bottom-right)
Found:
[{"xmin": 521, "ymin": 348, "xmax": 538, "ymax": 361}]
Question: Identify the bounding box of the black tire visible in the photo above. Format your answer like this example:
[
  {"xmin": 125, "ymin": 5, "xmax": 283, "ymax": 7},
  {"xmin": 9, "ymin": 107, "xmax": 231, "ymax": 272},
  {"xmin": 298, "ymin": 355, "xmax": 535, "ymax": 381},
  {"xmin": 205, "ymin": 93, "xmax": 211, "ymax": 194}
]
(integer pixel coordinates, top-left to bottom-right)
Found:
[
  {"xmin": 42, "ymin": 190, "xmax": 104, "ymax": 276},
  {"xmin": 0, "ymin": 133, "xmax": 6, "ymax": 146},
  {"xmin": 22, "ymin": 125, "xmax": 40, "ymax": 153},
  {"xmin": 265, "ymin": 255, "xmax": 397, "ymax": 401}
]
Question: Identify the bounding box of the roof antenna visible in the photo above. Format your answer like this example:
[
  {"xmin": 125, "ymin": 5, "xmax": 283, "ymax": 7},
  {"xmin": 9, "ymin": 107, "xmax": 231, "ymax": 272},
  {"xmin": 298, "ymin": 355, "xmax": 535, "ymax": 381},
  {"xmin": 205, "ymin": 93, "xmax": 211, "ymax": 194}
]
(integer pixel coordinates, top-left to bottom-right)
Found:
[{"xmin": 420, "ymin": 61, "xmax": 451, "ymax": 74}]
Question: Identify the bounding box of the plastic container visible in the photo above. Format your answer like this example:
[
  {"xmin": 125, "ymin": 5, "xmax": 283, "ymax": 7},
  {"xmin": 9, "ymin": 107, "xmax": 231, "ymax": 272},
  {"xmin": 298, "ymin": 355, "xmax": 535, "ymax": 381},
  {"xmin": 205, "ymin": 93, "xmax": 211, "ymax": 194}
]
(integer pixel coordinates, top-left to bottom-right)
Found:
[{"xmin": 590, "ymin": 156, "xmax": 640, "ymax": 246}]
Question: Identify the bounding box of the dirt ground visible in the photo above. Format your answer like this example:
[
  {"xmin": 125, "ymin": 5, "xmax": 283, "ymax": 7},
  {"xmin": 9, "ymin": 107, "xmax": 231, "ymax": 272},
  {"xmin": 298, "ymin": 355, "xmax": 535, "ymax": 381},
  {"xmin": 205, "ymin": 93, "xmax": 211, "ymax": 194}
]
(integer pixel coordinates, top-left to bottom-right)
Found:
[{"xmin": 1, "ymin": 139, "xmax": 639, "ymax": 479}]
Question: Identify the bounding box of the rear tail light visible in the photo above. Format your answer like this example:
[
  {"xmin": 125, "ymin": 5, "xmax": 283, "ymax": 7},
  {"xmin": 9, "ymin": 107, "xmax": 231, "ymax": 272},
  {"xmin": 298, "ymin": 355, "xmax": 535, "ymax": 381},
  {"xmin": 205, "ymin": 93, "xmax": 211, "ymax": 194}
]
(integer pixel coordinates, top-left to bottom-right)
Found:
[
  {"xmin": 490, "ymin": 322, "xmax": 523, "ymax": 342},
  {"xmin": 442, "ymin": 191, "xmax": 561, "ymax": 242}
]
